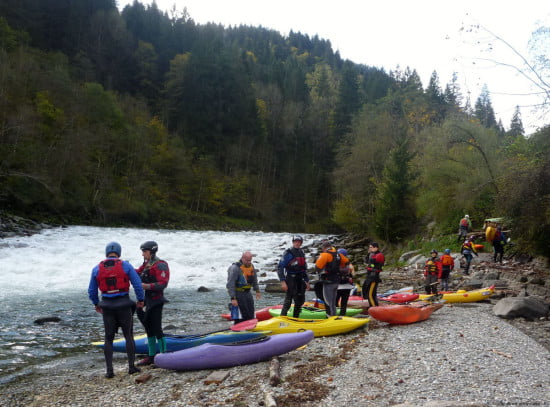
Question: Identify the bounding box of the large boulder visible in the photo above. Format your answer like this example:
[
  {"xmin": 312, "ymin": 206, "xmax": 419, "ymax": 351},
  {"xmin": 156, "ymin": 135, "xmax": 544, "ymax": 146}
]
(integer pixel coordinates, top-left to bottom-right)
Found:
[{"xmin": 493, "ymin": 296, "xmax": 550, "ymax": 320}]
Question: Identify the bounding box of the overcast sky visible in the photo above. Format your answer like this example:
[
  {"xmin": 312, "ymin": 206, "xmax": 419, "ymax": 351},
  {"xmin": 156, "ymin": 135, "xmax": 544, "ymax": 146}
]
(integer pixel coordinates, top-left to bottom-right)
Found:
[{"xmin": 118, "ymin": 0, "xmax": 549, "ymax": 134}]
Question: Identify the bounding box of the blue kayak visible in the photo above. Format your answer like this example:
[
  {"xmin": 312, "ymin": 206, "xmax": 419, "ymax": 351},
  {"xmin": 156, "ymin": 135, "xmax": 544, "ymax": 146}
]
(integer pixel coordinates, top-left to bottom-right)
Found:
[{"xmin": 92, "ymin": 330, "xmax": 271, "ymax": 353}]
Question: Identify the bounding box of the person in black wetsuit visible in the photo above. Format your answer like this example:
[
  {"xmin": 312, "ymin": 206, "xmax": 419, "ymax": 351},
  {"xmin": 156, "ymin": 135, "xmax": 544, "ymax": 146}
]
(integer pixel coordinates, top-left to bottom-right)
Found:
[
  {"xmin": 277, "ymin": 235, "xmax": 310, "ymax": 318},
  {"xmin": 88, "ymin": 241, "xmax": 145, "ymax": 378}
]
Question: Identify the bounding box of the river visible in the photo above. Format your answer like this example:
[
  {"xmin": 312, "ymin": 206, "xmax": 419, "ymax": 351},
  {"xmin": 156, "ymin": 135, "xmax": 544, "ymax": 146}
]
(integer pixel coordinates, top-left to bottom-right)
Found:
[{"xmin": 0, "ymin": 226, "xmax": 324, "ymax": 384}]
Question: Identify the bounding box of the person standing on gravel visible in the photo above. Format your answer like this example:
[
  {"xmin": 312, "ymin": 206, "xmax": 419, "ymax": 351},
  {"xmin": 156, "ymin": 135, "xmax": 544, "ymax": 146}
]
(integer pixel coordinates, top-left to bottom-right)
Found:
[
  {"xmin": 424, "ymin": 250, "xmax": 442, "ymax": 294},
  {"xmin": 440, "ymin": 249, "xmax": 454, "ymax": 291},
  {"xmin": 136, "ymin": 240, "xmax": 170, "ymax": 366},
  {"xmin": 227, "ymin": 250, "xmax": 261, "ymax": 323},
  {"xmin": 461, "ymin": 238, "xmax": 478, "ymax": 275},
  {"xmin": 362, "ymin": 242, "xmax": 385, "ymax": 306},
  {"xmin": 335, "ymin": 248, "xmax": 355, "ymax": 316},
  {"xmin": 457, "ymin": 214, "xmax": 471, "ymax": 242},
  {"xmin": 492, "ymin": 226, "xmax": 506, "ymax": 263},
  {"xmin": 88, "ymin": 241, "xmax": 145, "ymax": 378},
  {"xmin": 278, "ymin": 235, "xmax": 310, "ymax": 318},
  {"xmin": 315, "ymin": 240, "xmax": 348, "ymax": 317}
]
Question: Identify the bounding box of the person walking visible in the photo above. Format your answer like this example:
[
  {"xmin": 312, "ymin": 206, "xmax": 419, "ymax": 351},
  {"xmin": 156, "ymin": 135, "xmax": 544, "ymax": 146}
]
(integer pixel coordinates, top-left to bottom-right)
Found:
[
  {"xmin": 457, "ymin": 214, "xmax": 471, "ymax": 242},
  {"xmin": 278, "ymin": 235, "xmax": 310, "ymax": 318},
  {"xmin": 227, "ymin": 251, "xmax": 261, "ymax": 323},
  {"xmin": 424, "ymin": 250, "xmax": 442, "ymax": 294},
  {"xmin": 492, "ymin": 226, "xmax": 506, "ymax": 263},
  {"xmin": 335, "ymin": 248, "xmax": 355, "ymax": 316},
  {"xmin": 362, "ymin": 242, "xmax": 385, "ymax": 306},
  {"xmin": 315, "ymin": 240, "xmax": 348, "ymax": 317},
  {"xmin": 440, "ymin": 249, "xmax": 454, "ymax": 291},
  {"xmin": 88, "ymin": 241, "xmax": 145, "ymax": 378},
  {"xmin": 461, "ymin": 238, "xmax": 478, "ymax": 275},
  {"xmin": 136, "ymin": 241, "xmax": 170, "ymax": 366}
]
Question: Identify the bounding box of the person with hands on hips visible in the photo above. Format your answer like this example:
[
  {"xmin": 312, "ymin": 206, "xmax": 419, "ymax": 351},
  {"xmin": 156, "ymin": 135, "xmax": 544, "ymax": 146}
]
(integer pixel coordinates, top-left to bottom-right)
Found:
[{"xmin": 88, "ymin": 241, "xmax": 144, "ymax": 379}]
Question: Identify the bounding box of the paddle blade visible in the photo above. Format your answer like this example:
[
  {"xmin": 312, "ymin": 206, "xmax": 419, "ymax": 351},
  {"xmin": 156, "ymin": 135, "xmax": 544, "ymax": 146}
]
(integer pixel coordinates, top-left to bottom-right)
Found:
[{"xmin": 230, "ymin": 318, "xmax": 258, "ymax": 331}]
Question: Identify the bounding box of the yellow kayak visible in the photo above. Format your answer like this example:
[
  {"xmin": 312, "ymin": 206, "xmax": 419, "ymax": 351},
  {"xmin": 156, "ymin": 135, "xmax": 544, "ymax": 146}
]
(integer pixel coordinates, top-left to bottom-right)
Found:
[
  {"xmin": 418, "ymin": 285, "xmax": 495, "ymax": 303},
  {"xmin": 235, "ymin": 315, "xmax": 369, "ymax": 337}
]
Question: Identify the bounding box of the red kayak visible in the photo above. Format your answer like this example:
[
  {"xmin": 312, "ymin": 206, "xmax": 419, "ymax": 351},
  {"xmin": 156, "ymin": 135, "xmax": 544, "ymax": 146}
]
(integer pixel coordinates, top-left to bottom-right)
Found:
[
  {"xmin": 368, "ymin": 303, "xmax": 444, "ymax": 325},
  {"xmin": 379, "ymin": 292, "xmax": 419, "ymax": 303},
  {"xmin": 221, "ymin": 305, "xmax": 282, "ymax": 321}
]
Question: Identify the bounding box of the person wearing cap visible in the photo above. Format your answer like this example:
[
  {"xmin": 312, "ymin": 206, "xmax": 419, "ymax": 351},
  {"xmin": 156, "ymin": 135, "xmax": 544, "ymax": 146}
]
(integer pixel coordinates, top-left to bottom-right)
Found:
[
  {"xmin": 315, "ymin": 240, "xmax": 349, "ymax": 317},
  {"xmin": 136, "ymin": 241, "xmax": 170, "ymax": 366},
  {"xmin": 440, "ymin": 249, "xmax": 454, "ymax": 291},
  {"xmin": 362, "ymin": 242, "xmax": 385, "ymax": 306},
  {"xmin": 227, "ymin": 250, "xmax": 261, "ymax": 324},
  {"xmin": 424, "ymin": 250, "xmax": 442, "ymax": 294},
  {"xmin": 335, "ymin": 248, "xmax": 355, "ymax": 316},
  {"xmin": 88, "ymin": 241, "xmax": 145, "ymax": 378},
  {"xmin": 458, "ymin": 214, "xmax": 471, "ymax": 242},
  {"xmin": 278, "ymin": 236, "xmax": 310, "ymax": 318}
]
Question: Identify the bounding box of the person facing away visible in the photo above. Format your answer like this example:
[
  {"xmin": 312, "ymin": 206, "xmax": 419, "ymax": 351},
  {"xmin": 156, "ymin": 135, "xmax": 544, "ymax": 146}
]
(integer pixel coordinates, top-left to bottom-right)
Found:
[
  {"xmin": 457, "ymin": 214, "xmax": 471, "ymax": 242},
  {"xmin": 362, "ymin": 242, "xmax": 385, "ymax": 306},
  {"xmin": 335, "ymin": 248, "xmax": 355, "ymax": 316},
  {"xmin": 227, "ymin": 250, "xmax": 261, "ymax": 324},
  {"xmin": 277, "ymin": 235, "xmax": 310, "ymax": 318},
  {"xmin": 135, "ymin": 240, "xmax": 170, "ymax": 366},
  {"xmin": 461, "ymin": 237, "xmax": 478, "ymax": 275},
  {"xmin": 492, "ymin": 226, "xmax": 506, "ymax": 263},
  {"xmin": 315, "ymin": 240, "xmax": 348, "ymax": 317},
  {"xmin": 424, "ymin": 249, "xmax": 442, "ymax": 294},
  {"xmin": 88, "ymin": 241, "xmax": 145, "ymax": 378},
  {"xmin": 440, "ymin": 249, "xmax": 454, "ymax": 291}
]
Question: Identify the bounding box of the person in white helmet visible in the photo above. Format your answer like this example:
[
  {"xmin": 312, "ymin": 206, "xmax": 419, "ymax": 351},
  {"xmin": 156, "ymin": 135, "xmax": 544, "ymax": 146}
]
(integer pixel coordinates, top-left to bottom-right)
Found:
[{"xmin": 457, "ymin": 214, "xmax": 471, "ymax": 242}]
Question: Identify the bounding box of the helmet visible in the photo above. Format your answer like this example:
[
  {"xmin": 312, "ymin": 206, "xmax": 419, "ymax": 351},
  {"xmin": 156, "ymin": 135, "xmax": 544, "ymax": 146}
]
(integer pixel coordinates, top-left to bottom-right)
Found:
[
  {"xmin": 431, "ymin": 249, "xmax": 438, "ymax": 254},
  {"xmin": 465, "ymin": 214, "xmax": 469, "ymax": 218},
  {"xmin": 140, "ymin": 240, "xmax": 158, "ymax": 253},
  {"xmin": 444, "ymin": 249, "xmax": 451, "ymax": 254},
  {"xmin": 337, "ymin": 248, "xmax": 348, "ymax": 256},
  {"xmin": 105, "ymin": 241, "xmax": 121, "ymax": 257},
  {"xmin": 292, "ymin": 235, "xmax": 303, "ymax": 242}
]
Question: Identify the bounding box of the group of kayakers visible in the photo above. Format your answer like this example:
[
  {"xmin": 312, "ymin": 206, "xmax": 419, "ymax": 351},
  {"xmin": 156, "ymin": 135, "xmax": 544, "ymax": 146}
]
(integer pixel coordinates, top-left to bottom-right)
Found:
[
  {"xmin": 88, "ymin": 240, "xmax": 170, "ymax": 378},
  {"xmin": 227, "ymin": 236, "xmax": 386, "ymax": 328}
]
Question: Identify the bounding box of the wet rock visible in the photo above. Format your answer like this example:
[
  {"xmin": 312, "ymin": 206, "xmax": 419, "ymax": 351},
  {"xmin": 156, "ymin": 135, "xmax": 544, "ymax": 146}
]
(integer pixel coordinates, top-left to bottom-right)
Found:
[
  {"xmin": 493, "ymin": 296, "xmax": 550, "ymax": 320},
  {"xmin": 34, "ymin": 317, "xmax": 62, "ymax": 325}
]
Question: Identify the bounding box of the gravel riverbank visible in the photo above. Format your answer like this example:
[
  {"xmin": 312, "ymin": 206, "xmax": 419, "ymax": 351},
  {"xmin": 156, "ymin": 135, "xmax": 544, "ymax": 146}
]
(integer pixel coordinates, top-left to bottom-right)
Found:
[{"xmin": 3, "ymin": 302, "xmax": 549, "ymax": 407}]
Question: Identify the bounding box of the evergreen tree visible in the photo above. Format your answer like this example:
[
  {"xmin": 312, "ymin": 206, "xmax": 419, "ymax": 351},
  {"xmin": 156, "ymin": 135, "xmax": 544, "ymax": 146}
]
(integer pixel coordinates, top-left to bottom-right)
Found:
[
  {"xmin": 474, "ymin": 85, "xmax": 497, "ymax": 128},
  {"xmin": 508, "ymin": 105, "xmax": 525, "ymax": 137}
]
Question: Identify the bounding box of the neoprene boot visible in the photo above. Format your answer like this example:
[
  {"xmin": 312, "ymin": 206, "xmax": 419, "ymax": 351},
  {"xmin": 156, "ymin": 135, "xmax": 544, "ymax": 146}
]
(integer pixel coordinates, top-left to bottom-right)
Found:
[
  {"xmin": 137, "ymin": 337, "xmax": 157, "ymax": 366},
  {"xmin": 158, "ymin": 336, "xmax": 167, "ymax": 353}
]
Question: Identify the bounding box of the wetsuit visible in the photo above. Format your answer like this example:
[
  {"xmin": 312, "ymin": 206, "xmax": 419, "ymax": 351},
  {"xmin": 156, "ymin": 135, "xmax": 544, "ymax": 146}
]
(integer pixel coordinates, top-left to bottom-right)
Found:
[
  {"xmin": 315, "ymin": 248, "xmax": 348, "ymax": 317},
  {"xmin": 362, "ymin": 251, "xmax": 385, "ymax": 306}
]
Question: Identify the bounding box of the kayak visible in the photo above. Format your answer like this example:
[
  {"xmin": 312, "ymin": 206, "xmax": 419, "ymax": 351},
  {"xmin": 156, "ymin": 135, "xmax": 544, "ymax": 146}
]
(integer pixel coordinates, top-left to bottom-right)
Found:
[
  {"xmin": 268, "ymin": 306, "xmax": 362, "ymax": 319},
  {"xmin": 92, "ymin": 330, "xmax": 271, "ymax": 353},
  {"xmin": 154, "ymin": 330, "xmax": 314, "ymax": 371},
  {"xmin": 232, "ymin": 315, "xmax": 369, "ymax": 337},
  {"xmin": 474, "ymin": 244, "xmax": 485, "ymax": 251},
  {"xmin": 221, "ymin": 305, "xmax": 282, "ymax": 321},
  {"xmin": 368, "ymin": 303, "xmax": 444, "ymax": 325},
  {"xmin": 418, "ymin": 285, "xmax": 495, "ymax": 303},
  {"xmin": 379, "ymin": 293, "xmax": 419, "ymax": 303}
]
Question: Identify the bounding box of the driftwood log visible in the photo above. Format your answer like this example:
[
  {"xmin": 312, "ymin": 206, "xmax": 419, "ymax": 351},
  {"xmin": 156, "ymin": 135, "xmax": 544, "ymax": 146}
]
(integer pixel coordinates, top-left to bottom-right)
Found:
[{"xmin": 269, "ymin": 357, "xmax": 281, "ymax": 386}]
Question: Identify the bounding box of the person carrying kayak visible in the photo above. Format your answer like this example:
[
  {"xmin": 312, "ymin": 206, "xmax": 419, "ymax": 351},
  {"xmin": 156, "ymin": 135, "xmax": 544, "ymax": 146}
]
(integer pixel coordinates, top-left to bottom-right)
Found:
[
  {"xmin": 88, "ymin": 241, "xmax": 145, "ymax": 378},
  {"xmin": 278, "ymin": 235, "xmax": 310, "ymax": 318}
]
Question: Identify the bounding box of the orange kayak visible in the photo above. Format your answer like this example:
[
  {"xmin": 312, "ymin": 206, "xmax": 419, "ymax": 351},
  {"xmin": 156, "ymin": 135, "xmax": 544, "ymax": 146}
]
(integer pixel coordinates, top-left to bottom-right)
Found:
[{"xmin": 368, "ymin": 303, "xmax": 444, "ymax": 325}]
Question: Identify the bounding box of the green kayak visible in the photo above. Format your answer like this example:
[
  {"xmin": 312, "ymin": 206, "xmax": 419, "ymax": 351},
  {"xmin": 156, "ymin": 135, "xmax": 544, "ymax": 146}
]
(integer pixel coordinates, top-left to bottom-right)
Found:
[{"xmin": 269, "ymin": 306, "xmax": 362, "ymax": 319}]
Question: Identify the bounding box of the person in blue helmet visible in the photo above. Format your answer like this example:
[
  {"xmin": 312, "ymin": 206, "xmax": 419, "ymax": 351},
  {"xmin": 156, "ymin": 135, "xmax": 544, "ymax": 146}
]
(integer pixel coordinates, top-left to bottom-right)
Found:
[
  {"xmin": 88, "ymin": 242, "xmax": 145, "ymax": 378},
  {"xmin": 278, "ymin": 235, "xmax": 310, "ymax": 318}
]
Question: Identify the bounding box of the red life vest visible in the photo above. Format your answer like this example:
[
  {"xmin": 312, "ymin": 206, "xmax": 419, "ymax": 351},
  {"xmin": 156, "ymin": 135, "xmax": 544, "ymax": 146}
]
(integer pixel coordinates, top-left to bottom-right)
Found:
[
  {"xmin": 425, "ymin": 259, "xmax": 439, "ymax": 275},
  {"xmin": 460, "ymin": 218, "xmax": 469, "ymax": 227},
  {"xmin": 97, "ymin": 258, "xmax": 130, "ymax": 294}
]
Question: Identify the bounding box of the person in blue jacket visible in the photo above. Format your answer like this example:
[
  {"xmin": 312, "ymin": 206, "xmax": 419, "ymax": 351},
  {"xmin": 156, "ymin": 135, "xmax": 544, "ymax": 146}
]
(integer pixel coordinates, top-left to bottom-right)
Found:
[
  {"xmin": 88, "ymin": 241, "xmax": 145, "ymax": 378},
  {"xmin": 278, "ymin": 235, "xmax": 310, "ymax": 318}
]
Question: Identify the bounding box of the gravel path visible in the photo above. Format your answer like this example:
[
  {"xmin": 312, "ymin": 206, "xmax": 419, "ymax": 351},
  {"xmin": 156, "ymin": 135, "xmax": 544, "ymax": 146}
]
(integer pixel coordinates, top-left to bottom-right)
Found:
[{"xmin": 2, "ymin": 302, "xmax": 549, "ymax": 407}]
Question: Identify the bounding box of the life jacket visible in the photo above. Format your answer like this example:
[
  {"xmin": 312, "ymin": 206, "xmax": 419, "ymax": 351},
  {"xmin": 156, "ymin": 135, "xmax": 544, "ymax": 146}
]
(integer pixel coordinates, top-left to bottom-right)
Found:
[
  {"xmin": 425, "ymin": 258, "xmax": 439, "ymax": 275},
  {"xmin": 320, "ymin": 250, "xmax": 341, "ymax": 282},
  {"xmin": 139, "ymin": 259, "xmax": 166, "ymax": 284},
  {"xmin": 97, "ymin": 258, "xmax": 130, "ymax": 294},
  {"xmin": 236, "ymin": 262, "xmax": 255, "ymax": 290},
  {"xmin": 285, "ymin": 248, "xmax": 307, "ymax": 273},
  {"xmin": 367, "ymin": 252, "xmax": 384, "ymax": 272},
  {"xmin": 460, "ymin": 218, "xmax": 469, "ymax": 227},
  {"xmin": 461, "ymin": 241, "xmax": 476, "ymax": 254},
  {"xmin": 441, "ymin": 254, "xmax": 454, "ymax": 267}
]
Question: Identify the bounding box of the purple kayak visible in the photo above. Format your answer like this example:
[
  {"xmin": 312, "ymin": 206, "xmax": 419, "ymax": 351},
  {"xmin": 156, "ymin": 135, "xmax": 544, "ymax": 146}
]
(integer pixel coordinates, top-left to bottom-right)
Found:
[{"xmin": 154, "ymin": 330, "xmax": 314, "ymax": 371}]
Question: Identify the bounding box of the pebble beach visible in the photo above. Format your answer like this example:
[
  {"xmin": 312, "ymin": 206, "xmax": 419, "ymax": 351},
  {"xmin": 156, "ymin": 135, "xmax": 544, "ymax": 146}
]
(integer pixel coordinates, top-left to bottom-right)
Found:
[{"xmin": 3, "ymin": 302, "xmax": 549, "ymax": 407}]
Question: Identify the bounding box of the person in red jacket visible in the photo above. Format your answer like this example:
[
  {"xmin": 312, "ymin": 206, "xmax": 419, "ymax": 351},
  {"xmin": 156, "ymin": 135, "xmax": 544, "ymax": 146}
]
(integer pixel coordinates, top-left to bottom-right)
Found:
[
  {"xmin": 440, "ymin": 249, "xmax": 454, "ymax": 291},
  {"xmin": 136, "ymin": 240, "xmax": 170, "ymax": 366},
  {"xmin": 362, "ymin": 242, "xmax": 385, "ymax": 306},
  {"xmin": 424, "ymin": 250, "xmax": 442, "ymax": 294}
]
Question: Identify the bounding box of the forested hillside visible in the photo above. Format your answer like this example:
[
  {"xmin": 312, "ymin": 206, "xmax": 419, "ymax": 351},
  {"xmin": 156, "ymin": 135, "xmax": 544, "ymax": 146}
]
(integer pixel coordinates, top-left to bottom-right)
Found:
[{"xmin": 0, "ymin": 0, "xmax": 548, "ymax": 256}]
